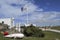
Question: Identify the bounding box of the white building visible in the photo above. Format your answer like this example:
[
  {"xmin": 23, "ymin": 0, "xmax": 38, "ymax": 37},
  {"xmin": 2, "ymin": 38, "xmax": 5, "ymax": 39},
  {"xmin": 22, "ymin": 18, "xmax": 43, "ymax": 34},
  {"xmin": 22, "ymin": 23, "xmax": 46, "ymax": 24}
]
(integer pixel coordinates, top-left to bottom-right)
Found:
[
  {"xmin": 25, "ymin": 24, "xmax": 36, "ymax": 27},
  {"xmin": 0, "ymin": 18, "xmax": 14, "ymax": 29}
]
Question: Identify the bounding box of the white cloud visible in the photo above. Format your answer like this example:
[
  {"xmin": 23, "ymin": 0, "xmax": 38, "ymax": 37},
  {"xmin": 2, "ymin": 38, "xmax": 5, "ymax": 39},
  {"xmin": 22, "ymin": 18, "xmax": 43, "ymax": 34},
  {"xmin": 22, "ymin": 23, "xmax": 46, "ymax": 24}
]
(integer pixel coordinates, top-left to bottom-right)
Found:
[
  {"xmin": 36, "ymin": 8, "xmax": 43, "ymax": 12},
  {"xmin": 0, "ymin": 0, "xmax": 38, "ymax": 17},
  {"xmin": 25, "ymin": 11, "xmax": 60, "ymax": 23},
  {"xmin": 24, "ymin": 3, "xmax": 37, "ymax": 13},
  {"xmin": 16, "ymin": 11, "xmax": 60, "ymax": 25},
  {"xmin": 0, "ymin": 0, "xmax": 60, "ymax": 26}
]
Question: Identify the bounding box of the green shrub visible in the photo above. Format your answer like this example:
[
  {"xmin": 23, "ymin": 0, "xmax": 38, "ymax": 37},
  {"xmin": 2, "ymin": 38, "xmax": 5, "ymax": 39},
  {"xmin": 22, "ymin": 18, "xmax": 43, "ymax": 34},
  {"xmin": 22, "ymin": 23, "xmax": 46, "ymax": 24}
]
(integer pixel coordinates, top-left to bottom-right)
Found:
[{"xmin": 23, "ymin": 24, "xmax": 45, "ymax": 37}]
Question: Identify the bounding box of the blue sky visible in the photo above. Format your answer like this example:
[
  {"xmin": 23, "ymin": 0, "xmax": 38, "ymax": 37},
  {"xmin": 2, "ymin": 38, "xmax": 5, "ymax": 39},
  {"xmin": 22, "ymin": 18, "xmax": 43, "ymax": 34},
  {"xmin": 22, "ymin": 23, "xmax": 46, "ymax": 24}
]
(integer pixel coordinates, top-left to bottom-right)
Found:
[
  {"xmin": 33, "ymin": 0, "xmax": 60, "ymax": 11},
  {"xmin": 0, "ymin": 0, "xmax": 60, "ymax": 26}
]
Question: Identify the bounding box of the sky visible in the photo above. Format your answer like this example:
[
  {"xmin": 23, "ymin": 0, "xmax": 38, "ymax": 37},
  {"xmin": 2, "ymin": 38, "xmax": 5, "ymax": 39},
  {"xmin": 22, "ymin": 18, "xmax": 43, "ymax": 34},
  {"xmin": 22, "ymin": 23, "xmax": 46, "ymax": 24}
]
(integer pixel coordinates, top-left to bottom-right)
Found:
[{"xmin": 0, "ymin": 0, "xmax": 60, "ymax": 26}]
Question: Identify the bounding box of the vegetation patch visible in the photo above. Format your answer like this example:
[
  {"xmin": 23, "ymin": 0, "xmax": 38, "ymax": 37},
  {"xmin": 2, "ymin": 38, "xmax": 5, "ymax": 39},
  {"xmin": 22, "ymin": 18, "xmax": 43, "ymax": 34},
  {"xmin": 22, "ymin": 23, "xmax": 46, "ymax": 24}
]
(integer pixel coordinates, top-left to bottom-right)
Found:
[{"xmin": 23, "ymin": 24, "xmax": 45, "ymax": 37}]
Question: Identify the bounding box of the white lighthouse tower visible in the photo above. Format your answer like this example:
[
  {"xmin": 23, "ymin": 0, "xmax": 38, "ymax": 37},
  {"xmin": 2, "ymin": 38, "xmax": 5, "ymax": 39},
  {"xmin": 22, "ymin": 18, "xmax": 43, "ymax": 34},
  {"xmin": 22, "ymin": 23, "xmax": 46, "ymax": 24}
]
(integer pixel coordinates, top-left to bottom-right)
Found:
[{"xmin": 10, "ymin": 17, "xmax": 14, "ymax": 28}]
